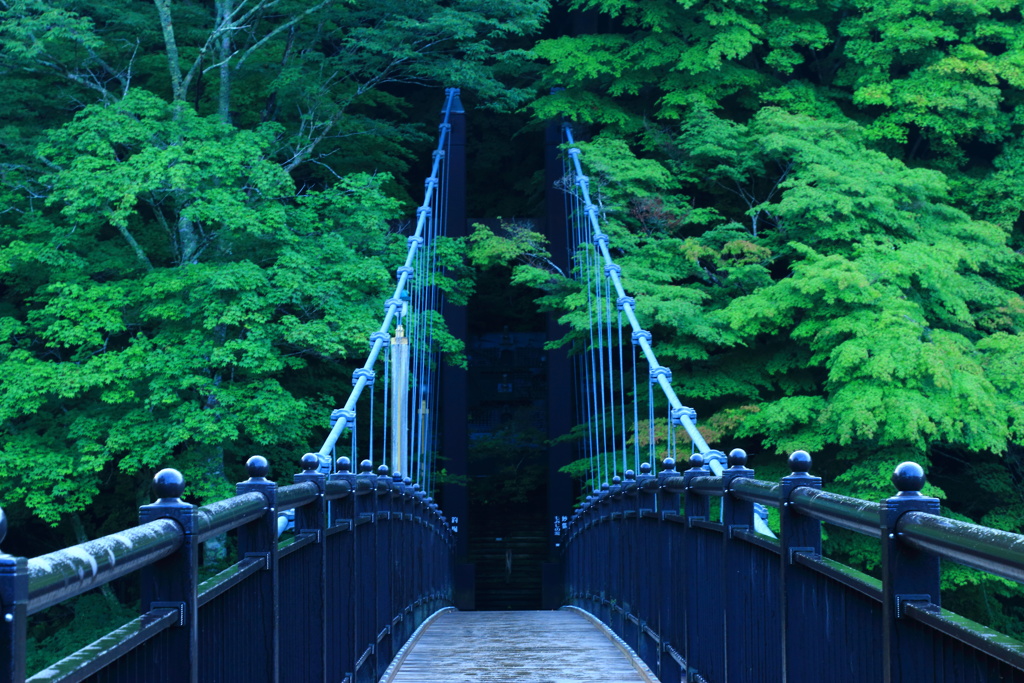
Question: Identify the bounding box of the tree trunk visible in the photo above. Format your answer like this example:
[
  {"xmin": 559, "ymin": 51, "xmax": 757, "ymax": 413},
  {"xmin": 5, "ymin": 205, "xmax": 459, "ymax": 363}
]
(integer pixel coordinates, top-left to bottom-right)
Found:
[
  {"xmin": 215, "ymin": 0, "xmax": 233, "ymax": 123},
  {"xmin": 153, "ymin": 0, "xmax": 186, "ymax": 103}
]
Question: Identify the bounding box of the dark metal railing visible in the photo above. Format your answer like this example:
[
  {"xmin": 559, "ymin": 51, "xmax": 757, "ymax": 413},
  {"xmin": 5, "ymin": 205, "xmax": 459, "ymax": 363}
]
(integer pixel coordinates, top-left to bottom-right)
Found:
[
  {"xmin": 0, "ymin": 453, "xmax": 454, "ymax": 683},
  {"xmin": 564, "ymin": 449, "xmax": 1024, "ymax": 683}
]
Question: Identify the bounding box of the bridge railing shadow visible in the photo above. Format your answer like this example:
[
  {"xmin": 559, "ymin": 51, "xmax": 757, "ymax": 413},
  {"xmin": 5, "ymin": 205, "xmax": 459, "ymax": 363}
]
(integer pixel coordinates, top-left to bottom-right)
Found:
[
  {"xmin": 0, "ymin": 454, "xmax": 454, "ymax": 683},
  {"xmin": 565, "ymin": 449, "xmax": 1024, "ymax": 683}
]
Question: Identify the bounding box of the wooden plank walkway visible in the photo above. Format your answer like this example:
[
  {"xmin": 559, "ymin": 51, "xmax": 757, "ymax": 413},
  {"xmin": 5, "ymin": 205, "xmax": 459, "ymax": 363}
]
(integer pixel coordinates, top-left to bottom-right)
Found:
[{"xmin": 385, "ymin": 609, "xmax": 658, "ymax": 682}]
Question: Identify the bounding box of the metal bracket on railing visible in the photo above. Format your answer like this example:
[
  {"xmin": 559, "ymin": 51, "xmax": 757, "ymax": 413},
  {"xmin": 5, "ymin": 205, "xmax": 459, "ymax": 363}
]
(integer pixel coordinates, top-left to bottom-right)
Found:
[
  {"xmin": 895, "ymin": 594, "xmax": 932, "ymax": 619},
  {"xmin": 151, "ymin": 601, "xmax": 186, "ymax": 627}
]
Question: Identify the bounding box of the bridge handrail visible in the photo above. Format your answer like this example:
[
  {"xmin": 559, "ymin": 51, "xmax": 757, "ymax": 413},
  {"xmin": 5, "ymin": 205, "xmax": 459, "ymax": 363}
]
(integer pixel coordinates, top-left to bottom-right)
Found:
[
  {"xmin": 789, "ymin": 486, "xmax": 883, "ymax": 538},
  {"xmin": 26, "ymin": 518, "xmax": 182, "ymax": 615},
  {"xmin": 565, "ymin": 451, "xmax": 1024, "ymax": 681},
  {"xmin": 324, "ymin": 477, "xmax": 353, "ymax": 500},
  {"xmin": 276, "ymin": 481, "xmax": 320, "ymax": 510},
  {"xmin": 196, "ymin": 491, "xmax": 267, "ymax": 543},
  {"xmin": 4, "ymin": 455, "xmax": 455, "ymax": 683},
  {"xmin": 729, "ymin": 477, "xmax": 783, "ymax": 507},
  {"xmin": 899, "ymin": 510, "xmax": 1024, "ymax": 584}
]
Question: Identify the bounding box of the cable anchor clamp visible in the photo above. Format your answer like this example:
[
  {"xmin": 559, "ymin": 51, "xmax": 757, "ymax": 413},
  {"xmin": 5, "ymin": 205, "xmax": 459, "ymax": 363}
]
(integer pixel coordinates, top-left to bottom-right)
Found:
[
  {"xmin": 631, "ymin": 329, "xmax": 653, "ymax": 346},
  {"xmin": 352, "ymin": 368, "xmax": 375, "ymax": 387},
  {"xmin": 671, "ymin": 407, "xmax": 697, "ymax": 426},
  {"xmin": 617, "ymin": 296, "xmax": 636, "ymax": 312},
  {"xmin": 604, "ymin": 264, "xmax": 622, "ymax": 278},
  {"xmin": 650, "ymin": 366, "xmax": 672, "ymax": 385},
  {"xmin": 330, "ymin": 408, "xmax": 356, "ymax": 428},
  {"xmin": 369, "ymin": 331, "xmax": 390, "ymax": 348}
]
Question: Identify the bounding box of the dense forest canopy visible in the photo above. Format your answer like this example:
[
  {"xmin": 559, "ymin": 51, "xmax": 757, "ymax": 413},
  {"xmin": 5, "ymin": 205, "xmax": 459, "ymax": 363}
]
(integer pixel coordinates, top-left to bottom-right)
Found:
[
  {"xmin": 0, "ymin": 0, "xmax": 545, "ymax": 534},
  {"xmin": 0, "ymin": 0, "xmax": 1023, "ymax": 636}
]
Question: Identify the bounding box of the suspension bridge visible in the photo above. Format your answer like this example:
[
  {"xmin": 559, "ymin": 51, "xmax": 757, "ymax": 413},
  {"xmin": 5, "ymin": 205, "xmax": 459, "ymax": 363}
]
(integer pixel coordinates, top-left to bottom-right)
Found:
[{"xmin": 3, "ymin": 88, "xmax": 1024, "ymax": 683}]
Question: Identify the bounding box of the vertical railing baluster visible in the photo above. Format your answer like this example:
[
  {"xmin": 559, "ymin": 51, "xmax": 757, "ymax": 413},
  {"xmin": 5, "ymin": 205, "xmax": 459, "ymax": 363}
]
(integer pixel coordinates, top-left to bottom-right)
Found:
[
  {"xmin": 882, "ymin": 463, "xmax": 941, "ymax": 683},
  {"xmin": 0, "ymin": 505, "xmax": 27, "ymax": 683},
  {"xmin": 139, "ymin": 469, "xmax": 199, "ymax": 683},
  {"xmin": 778, "ymin": 451, "xmax": 821, "ymax": 683}
]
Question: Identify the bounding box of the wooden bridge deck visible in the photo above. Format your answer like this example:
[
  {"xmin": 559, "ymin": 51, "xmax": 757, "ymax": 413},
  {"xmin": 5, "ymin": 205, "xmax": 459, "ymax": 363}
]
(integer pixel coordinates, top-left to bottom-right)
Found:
[{"xmin": 384, "ymin": 608, "xmax": 658, "ymax": 682}]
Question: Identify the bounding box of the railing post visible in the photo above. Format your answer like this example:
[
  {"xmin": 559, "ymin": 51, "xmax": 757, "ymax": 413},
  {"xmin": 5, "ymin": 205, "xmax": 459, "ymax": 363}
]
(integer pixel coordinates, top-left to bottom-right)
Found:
[
  {"xmin": 0, "ymin": 506, "xmax": 27, "ymax": 683},
  {"xmin": 608, "ymin": 476, "xmax": 624, "ymax": 638},
  {"xmin": 680, "ymin": 453, "xmax": 713, "ymax": 683},
  {"xmin": 353, "ymin": 459, "xmax": 377, "ymax": 683},
  {"xmin": 621, "ymin": 471, "xmax": 640, "ymax": 654},
  {"xmin": 292, "ymin": 453, "xmax": 327, "ymax": 683},
  {"xmin": 634, "ymin": 464, "xmax": 658, "ymax": 673},
  {"xmin": 882, "ymin": 462, "xmax": 941, "ymax": 683},
  {"xmin": 720, "ymin": 449, "xmax": 755, "ymax": 682},
  {"xmin": 329, "ymin": 457, "xmax": 358, "ymax": 683},
  {"xmin": 656, "ymin": 458, "xmax": 681, "ymax": 683},
  {"xmin": 373, "ymin": 465, "xmax": 393, "ymax": 680},
  {"xmin": 139, "ymin": 469, "xmax": 199, "ymax": 683},
  {"xmin": 778, "ymin": 450, "xmax": 822, "ymax": 683},
  {"xmin": 235, "ymin": 456, "xmax": 280, "ymax": 683}
]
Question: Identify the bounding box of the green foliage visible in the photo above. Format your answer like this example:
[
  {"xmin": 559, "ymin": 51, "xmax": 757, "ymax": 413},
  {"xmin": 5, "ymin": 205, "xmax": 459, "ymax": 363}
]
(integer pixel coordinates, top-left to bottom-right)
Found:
[{"xmin": 26, "ymin": 593, "xmax": 137, "ymax": 675}]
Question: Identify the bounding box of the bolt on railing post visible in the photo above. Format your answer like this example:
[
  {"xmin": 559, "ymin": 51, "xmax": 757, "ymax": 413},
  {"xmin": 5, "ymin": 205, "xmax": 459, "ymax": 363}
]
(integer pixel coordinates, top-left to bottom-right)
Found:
[
  {"xmin": 0, "ymin": 505, "xmax": 27, "ymax": 683},
  {"xmin": 721, "ymin": 449, "xmax": 756, "ymax": 682},
  {"xmin": 235, "ymin": 456, "xmax": 281, "ymax": 683},
  {"xmin": 292, "ymin": 454, "xmax": 328, "ymax": 683},
  {"xmin": 882, "ymin": 462, "xmax": 941, "ymax": 683},
  {"xmin": 139, "ymin": 469, "xmax": 199, "ymax": 683},
  {"xmin": 778, "ymin": 450, "xmax": 822, "ymax": 683}
]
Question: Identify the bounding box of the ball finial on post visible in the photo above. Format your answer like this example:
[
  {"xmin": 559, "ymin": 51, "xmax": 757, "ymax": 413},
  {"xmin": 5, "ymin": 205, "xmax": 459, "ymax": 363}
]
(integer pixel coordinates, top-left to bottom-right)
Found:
[
  {"xmin": 624, "ymin": 470, "xmax": 635, "ymax": 481},
  {"xmin": 688, "ymin": 453, "xmax": 704, "ymax": 470},
  {"xmin": 788, "ymin": 450, "xmax": 812, "ymax": 475},
  {"xmin": 0, "ymin": 505, "xmax": 7, "ymax": 548},
  {"xmin": 359, "ymin": 459, "xmax": 373, "ymax": 474},
  {"xmin": 727, "ymin": 448, "xmax": 748, "ymax": 468},
  {"xmin": 662, "ymin": 457, "xmax": 676, "ymax": 473},
  {"xmin": 892, "ymin": 462, "xmax": 926, "ymax": 497},
  {"xmin": 246, "ymin": 455, "xmax": 270, "ymax": 481},
  {"xmin": 377, "ymin": 464, "xmax": 389, "ymax": 477},
  {"xmin": 337, "ymin": 456, "xmax": 351, "ymax": 473},
  {"xmin": 300, "ymin": 453, "xmax": 319, "ymax": 472},
  {"xmin": 639, "ymin": 462, "xmax": 652, "ymax": 475},
  {"xmin": 152, "ymin": 468, "xmax": 186, "ymax": 503}
]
